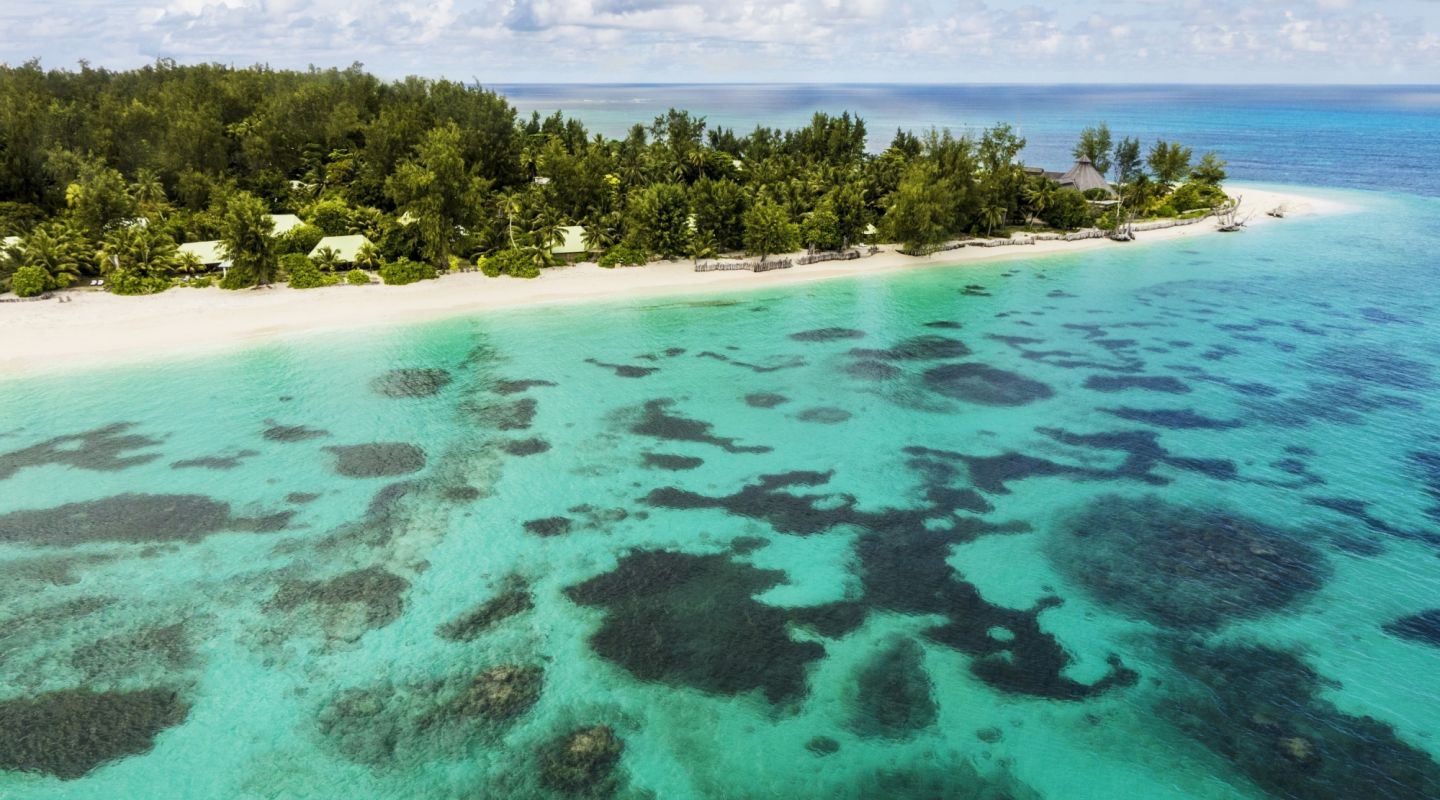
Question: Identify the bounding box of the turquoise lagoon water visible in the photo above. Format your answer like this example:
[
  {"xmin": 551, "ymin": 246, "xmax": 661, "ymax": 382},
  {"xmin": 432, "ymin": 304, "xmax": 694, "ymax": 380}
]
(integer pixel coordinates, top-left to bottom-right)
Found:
[{"xmin": 4, "ymin": 187, "xmax": 1440, "ymax": 799}]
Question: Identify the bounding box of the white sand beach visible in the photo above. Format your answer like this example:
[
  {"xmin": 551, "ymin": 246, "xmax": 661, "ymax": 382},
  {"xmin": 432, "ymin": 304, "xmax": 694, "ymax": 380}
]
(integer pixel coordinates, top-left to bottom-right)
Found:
[{"xmin": 0, "ymin": 185, "xmax": 1346, "ymax": 377}]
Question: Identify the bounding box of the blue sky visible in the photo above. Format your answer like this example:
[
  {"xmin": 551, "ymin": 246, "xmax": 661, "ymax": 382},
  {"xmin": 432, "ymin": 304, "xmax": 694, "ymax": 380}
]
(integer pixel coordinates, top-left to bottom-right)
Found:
[{"xmin": 4, "ymin": 1, "xmax": 1438, "ymax": 83}]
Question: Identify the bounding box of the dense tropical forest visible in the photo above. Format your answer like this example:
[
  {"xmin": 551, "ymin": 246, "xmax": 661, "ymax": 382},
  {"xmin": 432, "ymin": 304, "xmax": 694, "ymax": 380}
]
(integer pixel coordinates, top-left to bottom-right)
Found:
[{"xmin": 0, "ymin": 61, "xmax": 1229, "ymax": 297}]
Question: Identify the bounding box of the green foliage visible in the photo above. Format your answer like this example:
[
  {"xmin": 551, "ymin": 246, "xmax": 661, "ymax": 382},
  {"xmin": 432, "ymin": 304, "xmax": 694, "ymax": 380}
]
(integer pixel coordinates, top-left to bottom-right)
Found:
[
  {"xmin": 379, "ymin": 257, "xmax": 437, "ymax": 285},
  {"xmin": 689, "ymin": 177, "xmax": 747, "ymax": 252},
  {"xmin": 1040, "ymin": 189, "xmax": 1096, "ymax": 230},
  {"xmin": 387, "ymin": 121, "xmax": 489, "ymax": 267},
  {"xmin": 107, "ymin": 269, "xmax": 173, "ymax": 295},
  {"xmin": 477, "ymin": 248, "xmax": 536, "ymax": 277},
  {"xmin": 1190, "ymin": 153, "xmax": 1228, "ymax": 186},
  {"xmin": 277, "ymin": 223, "xmax": 325, "ymax": 256},
  {"xmin": 98, "ymin": 225, "xmax": 180, "ymax": 281},
  {"xmin": 743, "ymin": 198, "xmax": 799, "ymax": 260},
  {"xmin": 801, "ymin": 201, "xmax": 842, "ymax": 251},
  {"xmin": 188, "ymin": 276, "xmax": 214, "ymax": 288},
  {"xmin": 1168, "ymin": 181, "xmax": 1229, "ymax": 212},
  {"xmin": 1113, "ymin": 137, "xmax": 1144, "ymax": 183},
  {"xmin": 597, "ymin": 246, "xmax": 647, "ymax": 269},
  {"xmin": 883, "ymin": 161, "xmax": 952, "ymax": 253},
  {"xmin": 1073, "ymin": 124, "xmax": 1114, "ymax": 176},
  {"xmin": 346, "ymin": 268, "xmax": 371, "ymax": 286},
  {"xmin": 0, "ymin": 202, "xmax": 43, "ymax": 236},
  {"xmin": 282, "ymin": 254, "xmax": 334, "ymax": 289},
  {"xmin": 311, "ymin": 246, "xmax": 342, "ymax": 271},
  {"xmin": 631, "ymin": 183, "xmax": 690, "ymax": 258},
  {"xmin": 219, "ymin": 192, "xmax": 278, "ymax": 287},
  {"xmin": 19, "ymin": 221, "xmax": 89, "ymax": 287},
  {"xmin": 305, "ymin": 199, "xmax": 353, "ymax": 236},
  {"xmin": 64, "ymin": 160, "xmax": 137, "ymax": 237},
  {"xmin": 1148, "ymin": 140, "xmax": 1194, "ymax": 185},
  {"xmin": 11, "ymin": 265, "xmax": 48, "ymax": 297}
]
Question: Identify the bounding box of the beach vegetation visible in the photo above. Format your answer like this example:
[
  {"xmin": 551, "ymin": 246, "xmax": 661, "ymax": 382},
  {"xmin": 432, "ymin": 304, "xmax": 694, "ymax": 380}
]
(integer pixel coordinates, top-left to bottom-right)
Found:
[
  {"xmin": 597, "ymin": 246, "xmax": 647, "ymax": 269},
  {"xmin": 379, "ymin": 257, "xmax": 437, "ymax": 285},
  {"xmin": 218, "ymin": 192, "xmax": 278, "ymax": 287},
  {"xmin": 0, "ymin": 62, "xmax": 1229, "ymax": 297},
  {"xmin": 277, "ymin": 223, "xmax": 324, "ymax": 256},
  {"xmin": 283, "ymin": 254, "xmax": 334, "ymax": 289},
  {"xmin": 744, "ymin": 197, "xmax": 799, "ymax": 260},
  {"xmin": 1147, "ymin": 140, "xmax": 1194, "ymax": 185},
  {"xmin": 10, "ymin": 264, "xmax": 48, "ymax": 297},
  {"xmin": 346, "ymin": 268, "xmax": 371, "ymax": 286}
]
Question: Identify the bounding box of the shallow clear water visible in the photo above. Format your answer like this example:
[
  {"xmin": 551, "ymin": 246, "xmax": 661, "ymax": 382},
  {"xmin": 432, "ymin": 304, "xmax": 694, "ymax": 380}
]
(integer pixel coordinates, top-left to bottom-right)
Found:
[{"xmin": 3, "ymin": 184, "xmax": 1439, "ymax": 798}]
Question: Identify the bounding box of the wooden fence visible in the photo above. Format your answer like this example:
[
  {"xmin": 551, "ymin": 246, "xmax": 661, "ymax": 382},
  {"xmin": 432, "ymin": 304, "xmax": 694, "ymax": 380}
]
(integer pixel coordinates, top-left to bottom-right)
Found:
[
  {"xmin": 796, "ymin": 250, "xmax": 862, "ymax": 266},
  {"xmin": 695, "ymin": 258, "xmax": 794, "ymax": 273}
]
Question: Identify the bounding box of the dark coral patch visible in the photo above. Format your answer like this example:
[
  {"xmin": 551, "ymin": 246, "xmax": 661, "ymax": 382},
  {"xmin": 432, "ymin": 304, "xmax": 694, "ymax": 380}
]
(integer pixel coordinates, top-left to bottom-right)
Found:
[
  {"xmin": 848, "ymin": 335, "xmax": 971, "ymax": 361},
  {"xmin": 491, "ymin": 379, "xmax": 557, "ymax": 396},
  {"xmin": 698, "ymin": 351, "xmax": 808, "ymax": 373},
  {"xmin": 1049, "ymin": 495, "xmax": 1326, "ymax": 629},
  {"xmin": 796, "ymin": 407, "xmax": 852, "ymax": 424},
  {"xmin": 502, "ymin": 438, "xmax": 551, "ymax": 457},
  {"xmin": 370, "ymin": 368, "xmax": 453, "ymax": 398},
  {"xmin": 524, "ymin": 516, "xmax": 573, "ymax": 537},
  {"xmin": 630, "ymin": 399, "xmax": 770, "ymax": 454},
  {"xmin": 0, "ymin": 688, "xmax": 189, "ymax": 779},
  {"xmin": 538, "ymin": 725, "xmax": 625, "ymax": 796},
  {"xmin": 642, "ymin": 452, "xmax": 703, "ymax": 471},
  {"xmin": 845, "ymin": 360, "xmax": 901, "ymax": 381},
  {"xmin": 0, "ymin": 423, "xmax": 161, "ymax": 481},
  {"xmin": 438, "ymin": 578, "xmax": 534, "ymax": 642},
  {"xmin": 744, "ymin": 392, "xmax": 788, "ymax": 409},
  {"xmin": 1308, "ymin": 345, "xmax": 1434, "ymax": 391},
  {"xmin": 324, "ymin": 443, "xmax": 426, "ymax": 478},
  {"xmin": 286, "ymin": 492, "xmax": 321, "ymax": 504},
  {"xmin": 470, "ymin": 398, "xmax": 538, "ymax": 431},
  {"xmin": 273, "ymin": 566, "xmax": 410, "ymax": 635},
  {"xmin": 923, "ymin": 363, "xmax": 1055, "ymax": 406},
  {"xmin": 1101, "ymin": 407, "xmax": 1242, "ymax": 430},
  {"xmin": 1083, "ymin": 375, "xmax": 1191, "ymax": 394},
  {"xmin": 789, "ymin": 327, "xmax": 866, "ymax": 342},
  {"xmin": 585, "ymin": 358, "xmax": 658, "ymax": 379},
  {"xmin": 565, "ymin": 550, "xmax": 825, "ymax": 703},
  {"xmin": 171, "ymin": 449, "xmax": 260, "ymax": 470},
  {"xmin": 0, "ymin": 494, "xmax": 291, "ymax": 546},
  {"xmin": 849, "ymin": 638, "xmax": 936, "ymax": 739},
  {"xmin": 263, "ymin": 422, "xmax": 329, "ymax": 442},
  {"xmin": 1383, "ymin": 610, "xmax": 1440, "ymax": 646},
  {"xmin": 448, "ymin": 665, "xmax": 543, "ymax": 722},
  {"xmin": 1164, "ymin": 642, "xmax": 1440, "ymax": 800}
]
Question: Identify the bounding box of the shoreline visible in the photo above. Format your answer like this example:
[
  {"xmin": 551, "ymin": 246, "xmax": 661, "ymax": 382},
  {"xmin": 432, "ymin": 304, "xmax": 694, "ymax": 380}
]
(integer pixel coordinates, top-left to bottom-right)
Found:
[{"xmin": 0, "ymin": 185, "xmax": 1348, "ymax": 378}]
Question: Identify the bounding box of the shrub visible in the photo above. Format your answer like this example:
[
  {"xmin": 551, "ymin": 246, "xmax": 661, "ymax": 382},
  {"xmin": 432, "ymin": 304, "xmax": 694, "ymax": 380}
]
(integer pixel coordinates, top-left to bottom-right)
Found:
[
  {"xmin": 219, "ymin": 269, "xmax": 254, "ymax": 290},
  {"xmin": 346, "ymin": 269, "xmax": 370, "ymax": 286},
  {"xmin": 478, "ymin": 256, "xmax": 502, "ymax": 277},
  {"xmin": 477, "ymin": 249, "xmax": 534, "ymax": 278},
  {"xmin": 276, "ymin": 223, "xmax": 325, "ymax": 256},
  {"xmin": 188, "ymin": 276, "xmax": 213, "ymax": 288},
  {"xmin": 108, "ymin": 269, "xmax": 172, "ymax": 296},
  {"xmin": 283, "ymin": 254, "xmax": 332, "ymax": 289},
  {"xmin": 1040, "ymin": 189, "xmax": 1096, "ymax": 230},
  {"xmin": 598, "ymin": 246, "xmax": 647, "ymax": 269},
  {"xmin": 11, "ymin": 265, "xmax": 48, "ymax": 297},
  {"xmin": 1150, "ymin": 204, "xmax": 1179, "ymax": 219},
  {"xmin": 379, "ymin": 257, "xmax": 437, "ymax": 286}
]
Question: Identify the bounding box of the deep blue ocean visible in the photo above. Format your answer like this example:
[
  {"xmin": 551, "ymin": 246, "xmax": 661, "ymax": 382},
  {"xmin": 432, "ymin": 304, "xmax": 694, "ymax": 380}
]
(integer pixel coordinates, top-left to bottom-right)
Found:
[{"xmin": 2, "ymin": 86, "xmax": 1440, "ymax": 799}]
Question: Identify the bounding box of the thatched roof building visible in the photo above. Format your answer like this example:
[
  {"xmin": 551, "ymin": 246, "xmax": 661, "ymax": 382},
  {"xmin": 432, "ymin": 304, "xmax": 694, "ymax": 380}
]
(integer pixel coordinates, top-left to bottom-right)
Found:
[{"xmin": 1058, "ymin": 157, "xmax": 1113, "ymax": 195}]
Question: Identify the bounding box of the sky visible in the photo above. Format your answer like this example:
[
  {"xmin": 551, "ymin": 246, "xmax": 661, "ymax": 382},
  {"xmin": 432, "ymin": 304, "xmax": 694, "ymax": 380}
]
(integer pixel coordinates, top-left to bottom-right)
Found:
[{"xmin": 3, "ymin": 0, "xmax": 1439, "ymax": 83}]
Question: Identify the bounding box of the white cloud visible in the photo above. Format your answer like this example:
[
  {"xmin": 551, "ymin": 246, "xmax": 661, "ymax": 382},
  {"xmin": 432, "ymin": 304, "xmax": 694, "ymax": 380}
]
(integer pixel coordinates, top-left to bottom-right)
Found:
[{"xmin": 0, "ymin": 0, "xmax": 1436, "ymax": 81}]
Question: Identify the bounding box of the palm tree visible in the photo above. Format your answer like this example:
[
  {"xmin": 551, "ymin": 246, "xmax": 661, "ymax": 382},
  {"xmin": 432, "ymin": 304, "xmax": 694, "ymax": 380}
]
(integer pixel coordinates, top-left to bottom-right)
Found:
[
  {"xmin": 312, "ymin": 246, "xmax": 342, "ymax": 272},
  {"xmin": 176, "ymin": 251, "xmax": 204, "ymax": 276},
  {"xmin": 21, "ymin": 223, "xmax": 88, "ymax": 288},
  {"xmin": 527, "ymin": 208, "xmax": 566, "ymax": 255},
  {"xmin": 1022, "ymin": 179, "xmax": 1057, "ymax": 228},
  {"xmin": 99, "ymin": 225, "xmax": 180, "ymax": 278},
  {"xmin": 131, "ymin": 168, "xmax": 168, "ymax": 217},
  {"xmin": 688, "ymin": 230, "xmax": 717, "ymax": 266},
  {"xmin": 496, "ymin": 189, "xmax": 523, "ymax": 249},
  {"xmin": 582, "ymin": 212, "xmax": 619, "ymax": 254},
  {"xmin": 353, "ymin": 242, "xmax": 381, "ymax": 270},
  {"xmin": 981, "ymin": 204, "xmax": 1007, "ymax": 237}
]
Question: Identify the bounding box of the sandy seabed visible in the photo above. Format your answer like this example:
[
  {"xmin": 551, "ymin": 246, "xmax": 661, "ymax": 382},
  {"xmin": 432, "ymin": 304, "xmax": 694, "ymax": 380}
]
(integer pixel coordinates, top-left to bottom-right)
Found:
[{"xmin": 0, "ymin": 186, "xmax": 1344, "ymax": 377}]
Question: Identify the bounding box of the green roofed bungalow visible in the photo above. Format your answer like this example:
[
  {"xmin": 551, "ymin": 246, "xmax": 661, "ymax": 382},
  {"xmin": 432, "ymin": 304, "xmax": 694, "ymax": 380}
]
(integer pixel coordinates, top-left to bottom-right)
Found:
[
  {"xmin": 178, "ymin": 240, "xmax": 227, "ymax": 267},
  {"xmin": 552, "ymin": 226, "xmax": 588, "ymax": 263},
  {"xmin": 309, "ymin": 234, "xmax": 373, "ymax": 264},
  {"xmin": 267, "ymin": 214, "xmax": 304, "ymax": 236}
]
